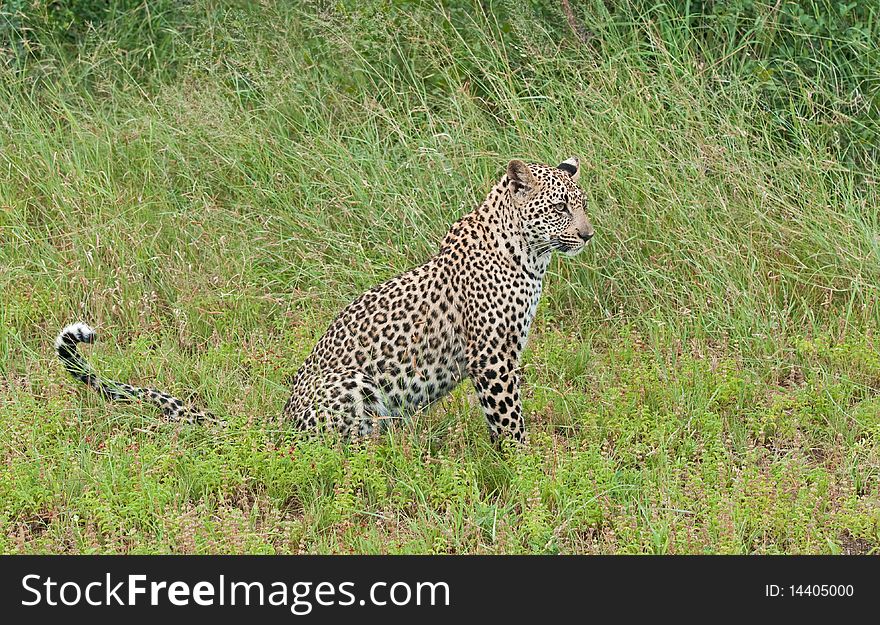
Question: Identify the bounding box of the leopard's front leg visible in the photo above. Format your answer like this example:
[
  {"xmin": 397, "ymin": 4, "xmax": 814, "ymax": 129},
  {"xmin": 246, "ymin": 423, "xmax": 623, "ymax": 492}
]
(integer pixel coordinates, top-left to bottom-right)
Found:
[{"xmin": 466, "ymin": 330, "xmax": 527, "ymax": 444}]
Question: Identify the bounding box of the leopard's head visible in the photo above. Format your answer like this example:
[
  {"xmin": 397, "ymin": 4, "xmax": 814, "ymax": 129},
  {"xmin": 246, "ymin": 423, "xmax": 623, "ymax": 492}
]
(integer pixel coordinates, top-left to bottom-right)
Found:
[{"xmin": 507, "ymin": 156, "xmax": 594, "ymax": 256}]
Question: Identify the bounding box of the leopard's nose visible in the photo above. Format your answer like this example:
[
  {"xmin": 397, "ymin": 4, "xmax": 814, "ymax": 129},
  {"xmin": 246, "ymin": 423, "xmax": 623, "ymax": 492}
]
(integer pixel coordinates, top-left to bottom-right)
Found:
[{"xmin": 579, "ymin": 230, "xmax": 594, "ymax": 242}]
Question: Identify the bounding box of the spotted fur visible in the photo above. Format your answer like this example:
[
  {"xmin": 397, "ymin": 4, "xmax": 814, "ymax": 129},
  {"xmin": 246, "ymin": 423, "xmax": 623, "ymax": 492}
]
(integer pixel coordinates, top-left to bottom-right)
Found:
[
  {"xmin": 56, "ymin": 157, "xmax": 593, "ymax": 444},
  {"xmin": 280, "ymin": 157, "xmax": 593, "ymax": 443}
]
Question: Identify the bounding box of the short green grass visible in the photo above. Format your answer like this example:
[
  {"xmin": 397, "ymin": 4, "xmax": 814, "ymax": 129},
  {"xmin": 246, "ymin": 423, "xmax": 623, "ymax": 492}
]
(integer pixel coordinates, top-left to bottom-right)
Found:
[{"xmin": 1, "ymin": 1, "xmax": 878, "ymax": 554}]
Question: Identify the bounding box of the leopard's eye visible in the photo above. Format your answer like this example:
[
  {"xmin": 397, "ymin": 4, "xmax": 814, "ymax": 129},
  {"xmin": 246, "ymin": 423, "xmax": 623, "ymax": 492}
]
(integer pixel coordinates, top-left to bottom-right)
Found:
[{"xmin": 554, "ymin": 203, "xmax": 571, "ymax": 216}]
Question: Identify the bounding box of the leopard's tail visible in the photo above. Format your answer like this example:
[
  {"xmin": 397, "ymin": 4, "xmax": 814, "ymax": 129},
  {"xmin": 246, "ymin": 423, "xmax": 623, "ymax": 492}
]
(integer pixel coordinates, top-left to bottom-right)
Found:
[{"xmin": 55, "ymin": 322, "xmax": 214, "ymax": 423}]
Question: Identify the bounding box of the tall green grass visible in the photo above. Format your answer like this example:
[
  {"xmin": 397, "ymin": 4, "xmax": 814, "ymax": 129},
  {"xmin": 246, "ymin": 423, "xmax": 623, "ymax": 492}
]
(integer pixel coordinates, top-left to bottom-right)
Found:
[{"xmin": 0, "ymin": 1, "xmax": 877, "ymax": 553}]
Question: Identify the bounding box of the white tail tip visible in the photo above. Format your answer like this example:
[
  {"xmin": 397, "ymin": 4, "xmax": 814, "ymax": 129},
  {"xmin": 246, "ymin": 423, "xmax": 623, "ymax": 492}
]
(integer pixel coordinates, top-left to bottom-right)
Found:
[{"xmin": 55, "ymin": 322, "xmax": 97, "ymax": 350}]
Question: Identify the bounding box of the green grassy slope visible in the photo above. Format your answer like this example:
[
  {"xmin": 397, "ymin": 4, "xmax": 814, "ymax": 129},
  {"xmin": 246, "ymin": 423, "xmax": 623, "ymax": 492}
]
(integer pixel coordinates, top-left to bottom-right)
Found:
[{"xmin": 0, "ymin": 1, "xmax": 878, "ymax": 553}]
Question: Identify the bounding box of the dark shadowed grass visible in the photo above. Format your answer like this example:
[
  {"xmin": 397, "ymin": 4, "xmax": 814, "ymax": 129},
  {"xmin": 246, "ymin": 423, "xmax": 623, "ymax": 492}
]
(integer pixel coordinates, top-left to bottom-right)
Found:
[{"xmin": 0, "ymin": 1, "xmax": 877, "ymax": 553}]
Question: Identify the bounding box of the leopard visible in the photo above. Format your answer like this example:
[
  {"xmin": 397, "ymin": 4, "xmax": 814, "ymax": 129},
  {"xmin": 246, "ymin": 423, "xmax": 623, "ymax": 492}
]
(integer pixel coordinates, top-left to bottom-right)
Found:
[{"xmin": 56, "ymin": 156, "xmax": 594, "ymax": 443}]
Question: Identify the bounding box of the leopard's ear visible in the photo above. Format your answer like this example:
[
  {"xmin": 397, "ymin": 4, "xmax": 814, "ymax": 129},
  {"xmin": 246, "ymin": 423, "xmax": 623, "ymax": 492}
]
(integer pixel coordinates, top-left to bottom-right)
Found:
[
  {"xmin": 507, "ymin": 159, "xmax": 537, "ymax": 195},
  {"xmin": 557, "ymin": 156, "xmax": 580, "ymax": 183}
]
